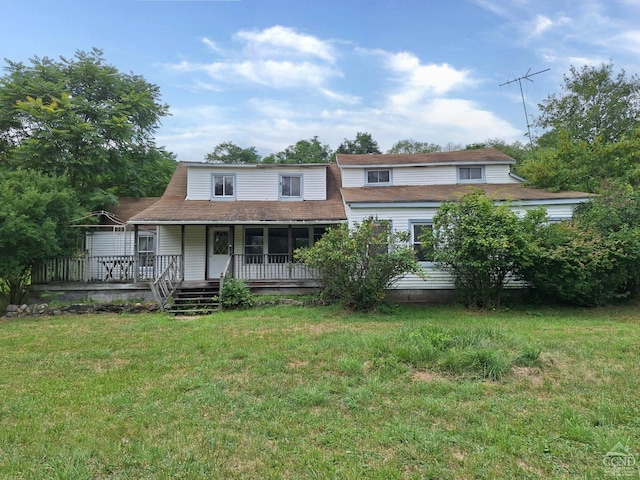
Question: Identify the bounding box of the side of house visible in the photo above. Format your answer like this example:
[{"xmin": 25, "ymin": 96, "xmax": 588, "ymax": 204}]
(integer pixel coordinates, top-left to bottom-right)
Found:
[{"xmin": 336, "ymin": 149, "xmax": 593, "ymax": 301}]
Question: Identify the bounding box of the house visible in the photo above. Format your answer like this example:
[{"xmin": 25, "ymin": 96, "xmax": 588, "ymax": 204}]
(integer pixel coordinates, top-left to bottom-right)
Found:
[{"xmin": 30, "ymin": 148, "xmax": 593, "ymax": 305}]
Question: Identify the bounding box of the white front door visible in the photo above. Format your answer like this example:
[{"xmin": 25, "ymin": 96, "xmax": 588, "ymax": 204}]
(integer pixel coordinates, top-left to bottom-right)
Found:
[{"xmin": 208, "ymin": 227, "xmax": 230, "ymax": 279}]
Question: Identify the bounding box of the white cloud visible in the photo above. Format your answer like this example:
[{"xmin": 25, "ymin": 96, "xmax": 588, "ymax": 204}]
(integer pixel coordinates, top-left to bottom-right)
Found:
[
  {"xmin": 202, "ymin": 37, "xmax": 222, "ymax": 54},
  {"xmin": 319, "ymin": 88, "xmax": 361, "ymax": 105},
  {"xmin": 235, "ymin": 25, "xmax": 336, "ymax": 63}
]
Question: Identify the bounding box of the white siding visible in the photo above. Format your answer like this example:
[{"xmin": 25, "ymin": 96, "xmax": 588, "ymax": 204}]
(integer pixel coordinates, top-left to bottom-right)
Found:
[
  {"xmin": 485, "ymin": 164, "xmax": 521, "ymax": 183},
  {"xmin": 186, "ymin": 165, "xmax": 326, "ymax": 201},
  {"xmin": 183, "ymin": 226, "xmax": 206, "ymax": 281},
  {"xmin": 340, "ymin": 164, "xmax": 517, "ymax": 187},
  {"xmin": 158, "ymin": 225, "xmax": 182, "ymax": 255},
  {"xmin": 86, "ymin": 230, "xmax": 134, "ymax": 256}
]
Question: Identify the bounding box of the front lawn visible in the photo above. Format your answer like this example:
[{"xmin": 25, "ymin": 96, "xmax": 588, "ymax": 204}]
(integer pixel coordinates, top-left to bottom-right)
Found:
[{"xmin": 1, "ymin": 305, "xmax": 638, "ymax": 479}]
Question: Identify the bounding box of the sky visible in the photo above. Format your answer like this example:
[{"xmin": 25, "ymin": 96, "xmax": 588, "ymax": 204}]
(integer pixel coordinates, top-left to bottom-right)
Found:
[{"xmin": 2, "ymin": 0, "xmax": 640, "ymax": 161}]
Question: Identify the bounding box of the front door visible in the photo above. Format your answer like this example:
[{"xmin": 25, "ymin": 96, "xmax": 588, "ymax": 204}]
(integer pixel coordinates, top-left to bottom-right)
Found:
[{"xmin": 208, "ymin": 227, "xmax": 230, "ymax": 279}]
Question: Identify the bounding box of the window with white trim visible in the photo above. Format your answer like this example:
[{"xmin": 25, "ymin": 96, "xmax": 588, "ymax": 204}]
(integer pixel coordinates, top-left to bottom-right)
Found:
[
  {"xmin": 366, "ymin": 169, "xmax": 391, "ymax": 185},
  {"xmin": 411, "ymin": 223, "xmax": 433, "ymax": 262},
  {"xmin": 137, "ymin": 234, "xmax": 156, "ymax": 267},
  {"xmin": 280, "ymin": 175, "xmax": 302, "ymax": 198},
  {"xmin": 212, "ymin": 174, "xmax": 235, "ymax": 199},
  {"xmin": 457, "ymin": 166, "xmax": 484, "ymax": 183}
]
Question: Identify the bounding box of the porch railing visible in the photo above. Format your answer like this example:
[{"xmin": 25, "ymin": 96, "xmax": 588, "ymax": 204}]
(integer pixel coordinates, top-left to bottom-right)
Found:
[
  {"xmin": 32, "ymin": 253, "xmax": 316, "ymax": 284},
  {"xmin": 232, "ymin": 254, "xmax": 317, "ymax": 281},
  {"xmin": 32, "ymin": 255, "xmax": 183, "ymax": 284},
  {"xmin": 150, "ymin": 256, "xmax": 184, "ymax": 312}
]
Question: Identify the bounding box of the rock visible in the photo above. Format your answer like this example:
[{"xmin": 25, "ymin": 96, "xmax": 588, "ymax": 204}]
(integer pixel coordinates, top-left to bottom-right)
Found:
[{"xmin": 6, "ymin": 304, "xmax": 19, "ymax": 313}]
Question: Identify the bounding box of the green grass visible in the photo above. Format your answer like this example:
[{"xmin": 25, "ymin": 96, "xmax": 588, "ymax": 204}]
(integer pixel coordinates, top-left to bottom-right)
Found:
[{"xmin": 1, "ymin": 304, "xmax": 639, "ymax": 479}]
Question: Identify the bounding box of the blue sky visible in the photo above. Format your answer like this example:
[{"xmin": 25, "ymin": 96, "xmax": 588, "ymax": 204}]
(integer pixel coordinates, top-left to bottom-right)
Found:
[{"xmin": 2, "ymin": 0, "xmax": 639, "ymax": 161}]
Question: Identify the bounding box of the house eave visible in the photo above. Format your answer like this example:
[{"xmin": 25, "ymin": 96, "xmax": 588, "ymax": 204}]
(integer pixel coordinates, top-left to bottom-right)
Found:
[
  {"xmin": 347, "ymin": 197, "xmax": 592, "ymax": 208},
  {"xmin": 128, "ymin": 219, "xmax": 347, "ymax": 226}
]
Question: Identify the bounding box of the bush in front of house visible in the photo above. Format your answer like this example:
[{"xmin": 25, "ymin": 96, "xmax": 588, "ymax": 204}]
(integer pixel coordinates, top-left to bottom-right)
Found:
[
  {"xmin": 422, "ymin": 189, "xmax": 547, "ymax": 309},
  {"xmin": 295, "ymin": 218, "xmax": 422, "ymax": 311},
  {"xmin": 220, "ymin": 278, "xmax": 253, "ymax": 309}
]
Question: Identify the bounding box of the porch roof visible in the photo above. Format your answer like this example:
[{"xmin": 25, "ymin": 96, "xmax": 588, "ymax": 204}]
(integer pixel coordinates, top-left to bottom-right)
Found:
[
  {"xmin": 129, "ymin": 162, "xmax": 347, "ymax": 224},
  {"xmin": 341, "ymin": 183, "xmax": 595, "ymax": 204}
]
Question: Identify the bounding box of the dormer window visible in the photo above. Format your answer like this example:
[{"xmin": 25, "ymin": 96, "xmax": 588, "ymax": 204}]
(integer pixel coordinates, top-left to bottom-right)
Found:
[
  {"xmin": 280, "ymin": 174, "xmax": 302, "ymax": 199},
  {"xmin": 212, "ymin": 174, "xmax": 235, "ymax": 200},
  {"xmin": 366, "ymin": 169, "xmax": 391, "ymax": 186},
  {"xmin": 458, "ymin": 166, "xmax": 484, "ymax": 183}
]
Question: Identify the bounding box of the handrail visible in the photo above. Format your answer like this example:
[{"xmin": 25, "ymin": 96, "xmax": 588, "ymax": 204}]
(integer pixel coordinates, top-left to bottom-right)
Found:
[{"xmin": 150, "ymin": 257, "xmax": 183, "ymax": 311}]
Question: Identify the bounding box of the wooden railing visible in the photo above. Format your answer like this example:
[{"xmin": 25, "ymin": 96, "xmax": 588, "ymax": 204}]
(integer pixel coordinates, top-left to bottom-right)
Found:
[
  {"xmin": 150, "ymin": 256, "xmax": 183, "ymax": 312},
  {"xmin": 32, "ymin": 255, "xmax": 183, "ymax": 284},
  {"xmin": 232, "ymin": 254, "xmax": 317, "ymax": 280}
]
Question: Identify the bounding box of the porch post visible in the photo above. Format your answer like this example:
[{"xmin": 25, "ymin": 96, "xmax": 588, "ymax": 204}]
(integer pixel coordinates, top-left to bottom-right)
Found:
[
  {"xmin": 229, "ymin": 226, "xmax": 235, "ymax": 278},
  {"xmin": 181, "ymin": 225, "xmax": 186, "ymax": 280},
  {"xmin": 133, "ymin": 224, "xmax": 139, "ymax": 282}
]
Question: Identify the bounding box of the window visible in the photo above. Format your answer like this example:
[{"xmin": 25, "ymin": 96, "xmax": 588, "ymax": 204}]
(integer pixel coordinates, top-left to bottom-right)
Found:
[
  {"xmin": 244, "ymin": 227, "xmax": 263, "ymax": 263},
  {"xmin": 366, "ymin": 169, "xmax": 391, "ymax": 185},
  {"xmin": 411, "ymin": 223, "xmax": 433, "ymax": 262},
  {"xmin": 137, "ymin": 235, "xmax": 155, "ymax": 267},
  {"xmin": 280, "ymin": 175, "xmax": 302, "ymax": 198},
  {"xmin": 212, "ymin": 174, "xmax": 235, "ymax": 199},
  {"xmin": 369, "ymin": 219, "xmax": 391, "ymax": 256},
  {"xmin": 458, "ymin": 166, "xmax": 484, "ymax": 183},
  {"xmin": 244, "ymin": 226, "xmax": 328, "ymax": 264}
]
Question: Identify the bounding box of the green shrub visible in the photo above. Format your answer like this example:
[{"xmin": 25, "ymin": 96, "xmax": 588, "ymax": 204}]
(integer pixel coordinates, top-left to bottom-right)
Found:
[
  {"xmin": 220, "ymin": 278, "xmax": 253, "ymax": 309},
  {"xmin": 423, "ymin": 189, "xmax": 546, "ymax": 309},
  {"xmin": 295, "ymin": 218, "xmax": 422, "ymax": 311}
]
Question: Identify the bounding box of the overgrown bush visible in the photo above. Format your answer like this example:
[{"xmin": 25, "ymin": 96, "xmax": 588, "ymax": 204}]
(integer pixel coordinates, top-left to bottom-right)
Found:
[
  {"xmin": 294, "ymin": 218, "xmax": 422, "ymax": 311},
  {"xmin": 522, "ymin": 221, "xmax": 639, "ymax": 306},
  {"xmin": 220, "ymin": 278, "xmax": 253, "ymax": 309},
  {"xmin": 423, "ymin": 189, "xmax": 546, "ymax": 309}
]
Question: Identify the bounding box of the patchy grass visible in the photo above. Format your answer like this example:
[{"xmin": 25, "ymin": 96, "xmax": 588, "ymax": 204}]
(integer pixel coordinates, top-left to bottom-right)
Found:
[{"xmin": 1, "ymin": 304, "xmax": 639, "ymax": 479}]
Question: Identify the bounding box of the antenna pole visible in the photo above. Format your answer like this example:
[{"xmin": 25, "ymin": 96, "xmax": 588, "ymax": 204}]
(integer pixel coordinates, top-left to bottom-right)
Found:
[{"xmin": 500, "ymin": 68, "xmax": 550, "ymax": 156}]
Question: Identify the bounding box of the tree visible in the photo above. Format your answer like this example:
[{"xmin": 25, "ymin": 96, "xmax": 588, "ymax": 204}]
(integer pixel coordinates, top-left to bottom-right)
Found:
[
  {"xmin": 423, "ymin": 190, "xmax": 546, "ymax": 308},
  {"xmin": 205, "ymin": 141, "xmax": 261, "ymax": 164},
  {"xmin": 295, "ymin": 218, "xmax": 422, "ymax": 311},
  {"xmin": 387, "ymin": 139, "xmax": 441, "ymax": 154},
  {"xmin": 262, "ymin": 136, "xmax": 332, "ymax": 164},
  {"xmin": 336, "ymin": 132, "xmax": 381, "ymax": 154},
  {"xmin": 0, "ymin": 48, "xmax": 173, "ymax": 208},
  {"xmin": 0, "ymin": 169, "xmax": 82, "ymax": 304},
  {"xmin": 465, "ymin": 138, "xmax": 530, "ymax": 163},
  {"xmin": 535, "ymin": 63, "xmax": 640, "ymax": 145},
  {"xmin": 516, "ymin": 127, "xmax": 640, "ymax": 192}
]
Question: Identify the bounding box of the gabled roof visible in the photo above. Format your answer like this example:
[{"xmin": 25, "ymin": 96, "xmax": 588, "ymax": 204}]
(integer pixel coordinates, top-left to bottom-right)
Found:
[
  {"xmin": 336, "ymin": 148, "xmax": 515, "ymax": 167},
  {"xmin": 341, "ymin": 184, "xmax": 595, "ymax": 204},
  {"xmin": 129, "ymin": 162, "xmax": 347, "ymax": 224}
]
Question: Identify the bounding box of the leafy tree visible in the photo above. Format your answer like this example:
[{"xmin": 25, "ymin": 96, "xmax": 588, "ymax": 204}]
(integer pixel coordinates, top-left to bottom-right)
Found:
[
  {"xmin": 295, "ymin": 218, "xmax": 422, "ymax": 311},
  {"xmin": 516, "ymin": 127, "xmax": 640, "ymax": 192},
  {"xmin": 465, "ymin": 138, "xmax": 530, "ymax": 163},
  {"xmin": 535, "ymin": 63, "xmax": 640, "ymax": 145},
  {"xmin": 336, "ymin": 132, "xmax": 381, "ymax": 154},
  {"xmin": 263, "ymin": 136, "xmax": 332, "ymax": 164},
  {"xmin": 0, "ymin": 48, "xmax": 173, "ymax": 208},
  {"xmin": 387, "ymin": 139, "xmax": 441, "ymax": 154},
  {"xmin": 205, "ymin": 141, "xmax": 261, "ymax": 164},
  {"xmin": 423, "ymin": 190, "xmax": 546, "ymax": 308},
  {"xmin": 0, "ymin": 169, "xmax": 82, "ymax": 304}
]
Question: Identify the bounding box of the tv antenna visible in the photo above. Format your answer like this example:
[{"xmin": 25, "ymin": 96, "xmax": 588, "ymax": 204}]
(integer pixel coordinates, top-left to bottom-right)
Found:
[{"xmin": 500, "ymin": 68, "xmax": 550, "ymax": 154}]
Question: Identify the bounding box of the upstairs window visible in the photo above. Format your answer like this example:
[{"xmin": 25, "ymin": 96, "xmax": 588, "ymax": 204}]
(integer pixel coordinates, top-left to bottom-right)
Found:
[
  {"xmin": 457, "ymin": 166, "xmax": 484, "ymax": 183},
  {"xmin": 280, "ymin": 175, "xmax": 302, "ymax": 199},
  {"xmin": 366, "ymin": 169, "xmax": 391, "ymax": 185},
  {"xmin": 212, "ymin": 174, "xmax": 235, "ymax": 199}
]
